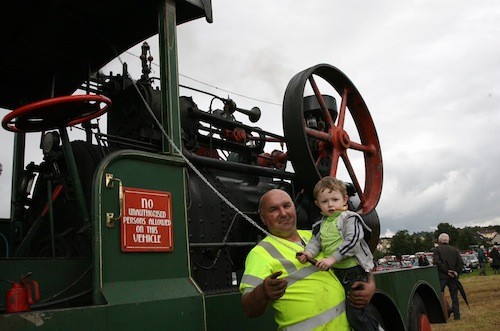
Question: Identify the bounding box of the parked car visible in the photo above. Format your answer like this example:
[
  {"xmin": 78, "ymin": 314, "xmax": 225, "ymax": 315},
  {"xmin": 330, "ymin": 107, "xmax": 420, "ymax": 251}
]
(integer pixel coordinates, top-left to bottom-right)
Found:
[
  {"xmin": 401, "ymin": 260, "xmax": 414, "ymax": 268},
  {"xmin": 417, "ymin": 252, "xmax": 434, "ymax": 265},
  {"xmin": 424, "ymin": 252, "xmax": 434, "ymax": 265},
  {"xmin": 461, "ymin": 253, "xmax": 479, "ymax": 269},
  {"xmin": 373, "ymin": 261, "xmax": 403, "ymax": 272}
]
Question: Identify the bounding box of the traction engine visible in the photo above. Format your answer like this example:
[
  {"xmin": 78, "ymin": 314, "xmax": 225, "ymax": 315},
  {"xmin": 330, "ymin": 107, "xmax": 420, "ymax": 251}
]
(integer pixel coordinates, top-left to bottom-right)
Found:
[{"xmin": 2, "ymin": 47, "xmax": 382, "ymax": 302}]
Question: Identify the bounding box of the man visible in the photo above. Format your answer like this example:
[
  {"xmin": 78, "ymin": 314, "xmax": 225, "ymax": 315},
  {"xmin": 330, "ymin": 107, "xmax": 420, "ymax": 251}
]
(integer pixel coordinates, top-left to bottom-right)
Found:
[
  {"xmin": 240, "ymin": 189, "xmax": 376, "ymax": 330},
  {"xmin": 477, "ymin": 245, "xmax": 487, "ymax": 276},
  {"xmin": 490, "ymin": 245, "xmax": 500, "ymax": 275},
  {"xmin": 433, "ymin": 233, "xmax": 464, "ymax": 320}
]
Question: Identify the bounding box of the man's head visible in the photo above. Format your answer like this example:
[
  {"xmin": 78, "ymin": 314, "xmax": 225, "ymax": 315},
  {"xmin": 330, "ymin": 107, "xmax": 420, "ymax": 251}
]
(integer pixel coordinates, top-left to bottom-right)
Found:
[
  {"xmin": 259, "ymin": 189, "xmax": 297, "ymax": 240},
  {"xmin": 438, "ymin": 233, "xmax": 450, "ymax": 244}
]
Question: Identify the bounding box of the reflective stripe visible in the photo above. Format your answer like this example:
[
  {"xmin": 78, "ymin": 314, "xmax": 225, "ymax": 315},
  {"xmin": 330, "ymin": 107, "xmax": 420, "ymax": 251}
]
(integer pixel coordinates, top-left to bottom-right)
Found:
[
  {"xmin": 258, "ymin": 241, "xmax": 298, "ymax": 275},
  {"xmin": 240, "ymin": 274, "xmax": 264, "ymax": 288},
  {"xmin": 286, "ymin": 265, "xmax": 319, "ymax": 286},
  {"xmin": 241, "ymin": 287, "xmax": 253, "ymax": 295},
  {"xmin": 241, "ymin": 260, "xmax": 319, "ymax": 292},
  {"xmin": 283, "ymin": 300, "xmax": 346, "ymax": 331},
  {"xmin": 241, "ymin": 243, "xmax": 319, "ymax": 293}
]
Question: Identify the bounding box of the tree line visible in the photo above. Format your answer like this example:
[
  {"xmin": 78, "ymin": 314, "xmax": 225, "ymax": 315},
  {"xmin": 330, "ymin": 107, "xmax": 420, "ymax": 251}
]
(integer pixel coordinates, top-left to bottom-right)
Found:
[{"xmin": 375, "ymin": 222, "xmax": 500, "ymax": 260}]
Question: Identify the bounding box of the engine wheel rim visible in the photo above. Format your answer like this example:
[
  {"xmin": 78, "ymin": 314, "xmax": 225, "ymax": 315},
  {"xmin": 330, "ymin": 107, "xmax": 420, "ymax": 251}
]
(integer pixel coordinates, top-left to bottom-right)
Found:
[
  {"xmin": 283, "ymin": 64, "xmax": 382, "ymax": 215},
  {"xmin": 419, "ymin": 314, "xmax": 431, "ymax": 331}
]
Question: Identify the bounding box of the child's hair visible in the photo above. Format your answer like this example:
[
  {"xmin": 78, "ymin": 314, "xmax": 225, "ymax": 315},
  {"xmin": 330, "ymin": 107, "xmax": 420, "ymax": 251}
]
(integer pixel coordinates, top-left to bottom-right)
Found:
[{"xmin": 313, "ymin": 176, "xmax": 347, "ymax": 199}]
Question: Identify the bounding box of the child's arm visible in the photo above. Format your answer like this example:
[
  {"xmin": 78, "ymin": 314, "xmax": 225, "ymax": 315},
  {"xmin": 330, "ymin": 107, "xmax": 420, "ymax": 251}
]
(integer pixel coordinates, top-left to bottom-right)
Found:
[
  {"xmin": 296, "ymin": 223, "xmax": 322, "ymax": 264},
  {"xmin": 331, "ymin": 215, "xmax": 364, "ymax": 263},
  {"xmin": 297, "ymin": 235, "xmax": 321, "ymax": 264}
]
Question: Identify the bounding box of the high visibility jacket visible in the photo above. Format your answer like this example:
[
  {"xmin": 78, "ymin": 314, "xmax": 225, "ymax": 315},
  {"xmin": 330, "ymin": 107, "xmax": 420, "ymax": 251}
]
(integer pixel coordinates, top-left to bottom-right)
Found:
[{"xmin": 240, "ymin": 230, "xmax": 349, "ymax": 331}]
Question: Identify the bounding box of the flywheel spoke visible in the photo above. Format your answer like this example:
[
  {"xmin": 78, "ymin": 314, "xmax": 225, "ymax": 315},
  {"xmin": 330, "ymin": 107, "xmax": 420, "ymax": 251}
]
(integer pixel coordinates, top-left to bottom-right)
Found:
[
  {"xmin": 337, "ymin": 88, "xmax": 349, "ymax": 129},
  {"xmin": 309, "ymin": 76, "xmax": 335, "ymax": 127},
  {"xmin": 348, "ymin": 141, "xmax": 376, "ymax": 155},
  {"xmin": 329, "ymin": 149, "xmax": 341, "ymax": 177},
  {"xmin": 341, "ymin": 153, "xmax": 365, "ymax": 206}
]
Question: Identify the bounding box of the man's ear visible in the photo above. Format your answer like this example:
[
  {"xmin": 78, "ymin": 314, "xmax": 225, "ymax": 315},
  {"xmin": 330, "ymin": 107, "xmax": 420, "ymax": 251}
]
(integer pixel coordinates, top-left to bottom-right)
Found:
[
  {"xmin": 260, "ymin": 214, "xmax": 267, "ymax": 226},
  {"xmin": 314, "ymin": 200, "xmax": 319, "ymax": 208}
]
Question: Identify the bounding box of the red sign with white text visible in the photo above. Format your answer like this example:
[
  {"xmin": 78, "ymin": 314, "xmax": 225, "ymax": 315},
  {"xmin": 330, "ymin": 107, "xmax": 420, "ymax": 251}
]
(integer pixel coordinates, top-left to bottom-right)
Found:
[{"xmin": 121, "ymin": 187, "xmax": 173, "ymax": 252}]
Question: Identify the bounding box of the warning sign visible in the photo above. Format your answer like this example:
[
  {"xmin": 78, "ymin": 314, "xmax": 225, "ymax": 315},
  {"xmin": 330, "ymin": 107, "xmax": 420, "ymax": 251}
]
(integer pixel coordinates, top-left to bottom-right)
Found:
[{"xmin": 121, "ymin": 187, "xmax": 173, "ymax": 252}]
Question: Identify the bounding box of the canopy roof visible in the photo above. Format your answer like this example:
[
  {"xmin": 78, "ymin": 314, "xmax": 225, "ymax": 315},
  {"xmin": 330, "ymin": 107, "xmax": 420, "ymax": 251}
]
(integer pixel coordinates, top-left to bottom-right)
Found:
[{"xmin": 0, "ymin": 0, "xmax": 212, "ymax": 109}]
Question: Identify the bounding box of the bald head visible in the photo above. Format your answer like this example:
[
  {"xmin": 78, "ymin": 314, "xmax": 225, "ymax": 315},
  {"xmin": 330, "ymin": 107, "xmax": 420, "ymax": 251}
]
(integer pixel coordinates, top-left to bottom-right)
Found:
[
  {"xmin": 258, "ymin": 189, "xmax": 298, "ymax": 240},
  {"xmin": 438, "ymin": 233, "xmax": 450, "ymax": 244},
  {"xmin": 259, "ymin": 189, "xmax": 290, "ymax": 213}
]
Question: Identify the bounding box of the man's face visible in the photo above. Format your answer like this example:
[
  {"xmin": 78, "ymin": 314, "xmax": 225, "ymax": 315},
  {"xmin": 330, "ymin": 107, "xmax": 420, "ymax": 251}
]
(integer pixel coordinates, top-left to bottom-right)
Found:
[{"xmin": 259, "ymin": 189, "xmax": 297, "ymax": 239}]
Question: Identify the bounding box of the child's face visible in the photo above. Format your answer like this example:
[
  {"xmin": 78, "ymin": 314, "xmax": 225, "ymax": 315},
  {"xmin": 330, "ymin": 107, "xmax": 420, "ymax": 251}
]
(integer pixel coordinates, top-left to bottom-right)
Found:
[{"xmin": 314, "ymin": 188, "xmax": 348, "ymax": 216}]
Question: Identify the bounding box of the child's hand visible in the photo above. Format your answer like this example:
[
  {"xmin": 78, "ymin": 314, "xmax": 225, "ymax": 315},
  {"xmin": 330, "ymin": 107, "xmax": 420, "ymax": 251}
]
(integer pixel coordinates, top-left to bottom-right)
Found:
[
  {"xmin": 296, "ymin": 252, "xmax": 308, "ymax": 263},
  {"xmin": 316, "ymin": 257, "xmax": 336, "ymax": 270},
  {"xmin": 296, "ymin": 251, "xmax": 313, "ymax": 264}
]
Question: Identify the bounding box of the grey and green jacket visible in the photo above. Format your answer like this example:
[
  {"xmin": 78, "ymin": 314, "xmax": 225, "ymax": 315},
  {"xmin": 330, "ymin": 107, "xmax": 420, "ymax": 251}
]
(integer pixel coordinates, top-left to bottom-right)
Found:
[{"xmin": 305, "ymin": 210, "xmax": 374, "ymax": 272}]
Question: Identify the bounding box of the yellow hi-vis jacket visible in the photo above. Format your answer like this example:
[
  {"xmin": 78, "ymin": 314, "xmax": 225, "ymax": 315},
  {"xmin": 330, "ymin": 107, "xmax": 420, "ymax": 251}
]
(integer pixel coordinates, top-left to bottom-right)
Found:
[{"xmin": 240, "ymin": 230, "xmax": 349, "ymax": 331}]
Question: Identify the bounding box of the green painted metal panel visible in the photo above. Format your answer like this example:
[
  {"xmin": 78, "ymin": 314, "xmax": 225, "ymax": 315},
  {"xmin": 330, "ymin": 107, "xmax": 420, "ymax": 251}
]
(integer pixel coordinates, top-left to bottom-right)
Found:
[
  {"xmin": 104, "ymin": 280, "xmax": 203, "ymax": 330},
  {"xmin": 205, "ymin": 292, "xmax": 276, "ymax": 330},
  {"xmin": 1, "ymin": 296, "xmax": 202, "ymax": 330},
  {"xmin": 93, "ymin": 151, "xmax": 190, "ymax": 284}
]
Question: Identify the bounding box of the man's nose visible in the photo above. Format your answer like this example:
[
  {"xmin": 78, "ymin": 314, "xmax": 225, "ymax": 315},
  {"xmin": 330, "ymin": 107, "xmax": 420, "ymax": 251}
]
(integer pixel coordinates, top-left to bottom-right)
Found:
[{"xmin": 278, "ymin": 207, "xmax": 287, "ymax": 215}]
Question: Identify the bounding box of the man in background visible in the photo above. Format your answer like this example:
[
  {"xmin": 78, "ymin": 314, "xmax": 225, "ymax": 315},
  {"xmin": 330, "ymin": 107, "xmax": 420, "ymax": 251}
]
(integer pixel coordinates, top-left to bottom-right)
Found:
[
  {"xmin": 477, "ymin": 245, "xmax": 487, "ymax": 276},
  {"xmin": 433, "ymin": 233, "xmax": 464, "ymax": 320}
]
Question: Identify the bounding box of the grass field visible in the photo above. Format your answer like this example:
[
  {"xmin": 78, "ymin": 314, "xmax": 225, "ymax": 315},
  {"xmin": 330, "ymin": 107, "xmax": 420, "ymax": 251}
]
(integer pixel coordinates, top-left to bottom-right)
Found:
[{"xmin": 431, "ymin": 265, "xmax": 500, "ymax": 330}]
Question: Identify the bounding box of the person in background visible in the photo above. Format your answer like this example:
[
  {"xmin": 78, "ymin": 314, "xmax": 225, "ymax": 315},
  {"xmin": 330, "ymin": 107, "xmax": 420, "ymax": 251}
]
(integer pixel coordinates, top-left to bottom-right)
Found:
[
  {"xmin": 477, "ymin": 245, "xmax": 487, "ymax": 276},
  {"xmin": 240, "ymin": 189, "xmax": 376, "ymax": 330},
  {"xmin": 433, "ymin": 233, "xmax": 464, "ymax": 321},
  {"xmin": 489, "ymin": 245, "xmax": 500, "ymax": 275},
  {"xmin": 418, "ymin": 254, "xmax": 430, "ymax": 267},
  {"xmin": 296, "ymin": 177, "xmax": 380, "ymax": 331}
]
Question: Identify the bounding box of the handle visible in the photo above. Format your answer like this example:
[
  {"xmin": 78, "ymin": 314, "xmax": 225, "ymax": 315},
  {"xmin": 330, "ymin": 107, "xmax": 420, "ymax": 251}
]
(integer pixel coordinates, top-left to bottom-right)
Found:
[
  {"xmin": 23, "ymin": 280, "xmax": 40, "ymax": 305},
  {"xmin": 105, "ymin": 173, "xmax": 123, "ymax": 228}
]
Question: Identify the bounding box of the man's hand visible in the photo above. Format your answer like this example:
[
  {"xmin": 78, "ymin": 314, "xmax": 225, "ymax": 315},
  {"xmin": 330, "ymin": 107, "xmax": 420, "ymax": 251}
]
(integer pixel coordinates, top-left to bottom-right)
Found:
[
  {"xmin": 348, "ymin": 274, "xmax": 375, "ymax": 308},
  {"xmin": 242, "ymin": 271, "xmax": 288, "ymax": 318},
  {"xmin": 263, "ymin": 271, "xmax": 288, "ymax": 300},
  {"xmin": 316, "ymin": 257, "xmax": 336, "ymax": 271}
]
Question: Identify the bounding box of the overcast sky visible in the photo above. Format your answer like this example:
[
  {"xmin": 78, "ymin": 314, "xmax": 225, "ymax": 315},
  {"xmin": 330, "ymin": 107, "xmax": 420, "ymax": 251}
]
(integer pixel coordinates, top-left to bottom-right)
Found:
[{"xmin": 1, "ymin": 0, "xmax": 500, "ymax": 237}]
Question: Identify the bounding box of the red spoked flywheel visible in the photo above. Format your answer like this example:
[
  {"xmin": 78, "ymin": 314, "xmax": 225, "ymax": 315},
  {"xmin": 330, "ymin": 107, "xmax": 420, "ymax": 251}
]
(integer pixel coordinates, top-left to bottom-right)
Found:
[{"xmin": 283, "ymin": 64, "xmax": 382, "ymax": 215}]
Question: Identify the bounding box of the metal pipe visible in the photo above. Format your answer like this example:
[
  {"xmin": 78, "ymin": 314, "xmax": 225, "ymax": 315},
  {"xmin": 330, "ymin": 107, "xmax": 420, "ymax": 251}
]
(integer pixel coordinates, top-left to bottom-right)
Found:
[
  {"xmin": 47, "ymin": 180, "xmax": 56, "ymax": 257},
  {"xmin": 184, "ymin": 150, "xmax": 295, "ymax": 179},
  {"xmin": 189, "ymin": 107, "xmax": 285, "ymax": 140},
  {"xmin": 59, "ymin": 127, "xmax": 90, "ymax": 226}
]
